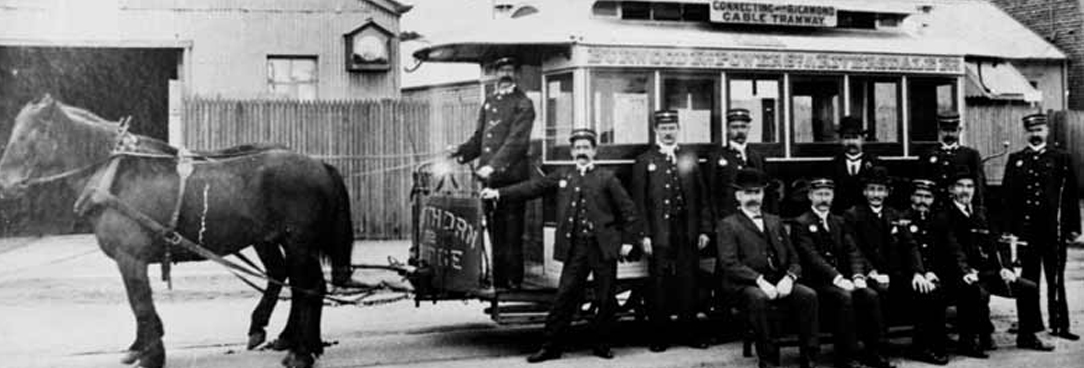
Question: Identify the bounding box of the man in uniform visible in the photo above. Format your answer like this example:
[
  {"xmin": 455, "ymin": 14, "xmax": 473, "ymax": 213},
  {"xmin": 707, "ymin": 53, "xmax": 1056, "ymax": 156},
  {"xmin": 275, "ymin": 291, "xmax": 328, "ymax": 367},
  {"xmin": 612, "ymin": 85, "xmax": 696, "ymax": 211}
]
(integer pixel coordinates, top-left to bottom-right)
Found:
[
  {"xmin": 450, "ymin": 56, "xmax": 535, "ymax": 289},
  {"xmin": 717, "ymin": 168, "xmax": 818, "ymax": 368},
  {"xmin": 944, "ymin": 166, "xmax": 1053, "ymax": 356},
  {"xmin": 481, "ymin": 129, "xmax": 643, "ymax": 363},
  {"xmin": 1001, "ymin": 113, "xmax": 1080, "ymax": 340},
  {"xmin": 631, "ymin": 110, "xmax": 712, "ymax": 351},
  {"xmin": 898, "ymin": 179, "xmax": 952, "ymax": 365},
  {"xmin": 707, "ymin": 108, "xmax": 768, "ymax": 219},
  {"xmin": 919, "ymin": 112, "xmax": 984, "ymax": 208},
  {"xmin": 792, "ymin": 178, "xmax": 893, "ymax": 368},
  {"xmin": 825, "ymin": 116, "xmax": 880, "ymax": 214},
  {"xmin": 842, "ymin": 166, "xmax": 906, "ymax": 322}
]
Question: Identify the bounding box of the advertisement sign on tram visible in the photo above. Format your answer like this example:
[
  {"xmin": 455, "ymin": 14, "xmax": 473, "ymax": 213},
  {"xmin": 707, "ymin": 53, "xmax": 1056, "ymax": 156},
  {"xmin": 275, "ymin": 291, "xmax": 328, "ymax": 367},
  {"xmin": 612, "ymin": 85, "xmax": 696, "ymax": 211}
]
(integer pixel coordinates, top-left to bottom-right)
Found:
[{"xmin": 416, "ymin": 196, "xmax": 485, "ymax": 293}]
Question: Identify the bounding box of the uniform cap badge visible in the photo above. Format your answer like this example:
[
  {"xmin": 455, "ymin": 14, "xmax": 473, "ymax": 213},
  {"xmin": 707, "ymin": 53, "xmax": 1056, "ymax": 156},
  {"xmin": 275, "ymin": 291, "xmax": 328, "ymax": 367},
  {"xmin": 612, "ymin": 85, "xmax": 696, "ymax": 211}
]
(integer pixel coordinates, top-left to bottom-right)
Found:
[
  {"xmin": 648, "ymin": 163, "xmax": 657, "ymax": 172},
  {"xmin": 559, "ymin": 179, "xmax": 567, "ymax": 188},
  {"xmin": 930, "ymin": 156, "xmax": 938, "ymax": 163},
  {"xmin": 718, "ymin": 158, "xmax": 728, "ymax": 167},
  {"xmin": 1016, "ymin": 160, "xmax": 1024, "ymax": 167},
  {"xmin": 909, "ymin": 224, "xmax": 919, "ymax": 233}
]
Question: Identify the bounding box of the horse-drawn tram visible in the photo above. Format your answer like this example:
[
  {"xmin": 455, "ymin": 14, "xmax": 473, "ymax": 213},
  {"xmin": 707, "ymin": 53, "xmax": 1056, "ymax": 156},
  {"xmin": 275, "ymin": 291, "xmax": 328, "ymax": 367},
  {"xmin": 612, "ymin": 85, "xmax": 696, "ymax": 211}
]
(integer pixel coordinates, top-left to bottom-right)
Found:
[{"xmin": 405, "ymin": 0, "xmax": 1065, "ymax": 323}]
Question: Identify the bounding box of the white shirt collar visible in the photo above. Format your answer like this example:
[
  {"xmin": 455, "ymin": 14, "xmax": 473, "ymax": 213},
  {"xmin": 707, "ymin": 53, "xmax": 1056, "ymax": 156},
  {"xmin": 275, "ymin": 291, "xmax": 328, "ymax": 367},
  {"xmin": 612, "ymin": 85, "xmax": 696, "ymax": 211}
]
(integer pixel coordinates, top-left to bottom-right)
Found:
[
  {"xmin": 1028, "ymin": 142, "xmax": 1047, "ymax": 153},
  {"xmin": 941, "ymin": 142, "xmax": 960, "ymax": 150},
  {"xmin": 657, "ymin": 142, "xmax": 679, "ymax": 154},
  {"xmin": 575, "ymin": 162, "xmax": 594, "ymax": 175},
  {"xmin": 728, "ymin": 140, "xmax": 747, "ymax": 154},
  {"xmin": 953, "ymin": 200, "xmax": 972, "ymax": 215},
  {"xmin": 496, "ymin": 83, "xmax": 517, "ymax": 95},
  {"xmin": 741, "ymin": 206, "xmax": 763, "ymax": 220},
  {"xmin": 870, "ymin": 205, "xmax": 883, "ymax": 215},
  {"xmin": 845, "ymin": 152, "xmax": 864, "ymax": 161},
  {"xmin": 812, "ymin": 207, "xmax": 831, "ymax": 221}
]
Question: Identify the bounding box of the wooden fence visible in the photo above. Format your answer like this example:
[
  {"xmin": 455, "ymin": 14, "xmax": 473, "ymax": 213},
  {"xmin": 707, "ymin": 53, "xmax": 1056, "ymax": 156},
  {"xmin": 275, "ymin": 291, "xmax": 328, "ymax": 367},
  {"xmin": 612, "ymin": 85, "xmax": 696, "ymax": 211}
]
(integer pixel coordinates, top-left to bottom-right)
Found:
[
  {"xmin": 963, "ymin": 105, "xmax": 1035, "ymax": 185},
  {"xmin": 181, "ymin": 98, "xmax": 479, "ymax": 239}
]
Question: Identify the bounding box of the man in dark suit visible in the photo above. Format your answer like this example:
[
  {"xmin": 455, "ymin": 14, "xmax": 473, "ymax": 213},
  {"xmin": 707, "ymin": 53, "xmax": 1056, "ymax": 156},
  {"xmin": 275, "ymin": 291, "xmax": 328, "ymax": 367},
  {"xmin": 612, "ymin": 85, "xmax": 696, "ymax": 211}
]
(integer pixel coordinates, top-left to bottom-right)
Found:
[
  {"xmin": 826, "ymin": 116, "xmax": 880, "ymax": 214},
  {"xmin": 707, "ymin": 108, "xmax": 768, "ymax": 219},
  {"xmin": 843, "ymin": 166, "xmax": 908, "ymax": 323},
  {"xmin": 1001, "ymin": 113, "xmax": 1081, "ymax": 340},
  {"xmin": 944, "ymin": 166, "xmax": 1053, "ymax": 356},
  {"xmin": 481, "ymin": 129, "xmax": 643, "ymax": 363},
  {"xmin": 632, "ymin": 110, "xmax": 712, "ymax": 351},
  {"xmin": 898, "ymin": 179, "xmax": 952, "ymax": 365},
  {"xmin": 919, "ymin": 112, "xmax": 984, "ymax": 208},
  {"xmin": 717, "ymin": 168, "xmax": 818, "ymax": 368},
  {"xmin": 793, "ymin": 178, "xmax": 892, "ymax": 368},
  {"xmin": 450, "ymin": 56, "xmax": 535, "ymax": 289}
]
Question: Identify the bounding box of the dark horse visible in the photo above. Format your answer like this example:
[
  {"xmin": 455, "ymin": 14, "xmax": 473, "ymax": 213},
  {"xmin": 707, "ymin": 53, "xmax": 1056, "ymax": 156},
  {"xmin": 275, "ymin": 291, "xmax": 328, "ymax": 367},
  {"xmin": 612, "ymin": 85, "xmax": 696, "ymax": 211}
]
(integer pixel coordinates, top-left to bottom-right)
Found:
[{"xmin": 0, "ymin": 96, "xmax": 356, "ymax": 368}]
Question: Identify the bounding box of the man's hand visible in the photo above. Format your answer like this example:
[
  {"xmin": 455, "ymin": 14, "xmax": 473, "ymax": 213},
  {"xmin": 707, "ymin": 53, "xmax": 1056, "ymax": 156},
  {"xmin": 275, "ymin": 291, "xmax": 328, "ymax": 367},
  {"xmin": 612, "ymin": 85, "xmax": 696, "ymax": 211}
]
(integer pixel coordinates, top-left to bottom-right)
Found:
[
  {"xmin": 999, "ymin": 268, "xmax": 1017, "ymax": 283},
  {"xmin": 641, "ymin": 238, "xmax": 653, "ymax": 257},
  {"xmin": 912, "ymin": 273, "xmax": 934, "ymax": 294},
  {"xmin": 924, "ymin": 272, "xmax": 940, "ymax": 284},
  {"xmin": 476, "ymin": 165, "xmax": 495, "ymax": 179},
  {"xmin": 698, "ymin": 234, "xmax": 710, "ymax": 250},
  {"xmin": 853, "ymin": 276, "xmax": 868, "ymax": 289},
  {"xmin": 757, "ymin": 276, "xmax": 779, "ymax": 300},
  {"xmin": 868, "ymin": 270, "xmax": 889, "ymax": 285},
  {"xmin": 620, "ymin": 244, "xmax": 634, "ymax": 259},
  {"xmin": 479, "ymin": 188, "xmax": 500, "ymax": 200},
  {"xmin": 445, "ymin": 144, "xmax": 459, "ymax": 158},
  {"xmin": 776, "ymin": 275, "xmax": 794, "ymax": 298},
  {"xmin": 963, "ymin": 271, "xmax": 979, "ymax": 285},
  {"xmin": 833, "ymin": 275, "xmax": 855, "ymax": 291}
]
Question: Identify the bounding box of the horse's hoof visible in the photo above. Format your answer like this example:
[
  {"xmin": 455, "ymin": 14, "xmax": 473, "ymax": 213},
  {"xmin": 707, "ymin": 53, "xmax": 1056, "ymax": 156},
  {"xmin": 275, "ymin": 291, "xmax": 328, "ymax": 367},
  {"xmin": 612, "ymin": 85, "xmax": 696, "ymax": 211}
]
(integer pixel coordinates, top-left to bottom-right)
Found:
[
  {"xmin": 270, "ymin": 338, "xmax": 295, "ymax": 351},
  {"xmin": 247, "ymin": 331, "xmax": 267, "ymax": 350},
  {"xmin": 281, "ymin": 351, "xmax": 315, "ymax": 368},
  {"xmin": 120, "ymin": 350, "xmax": 141, "ymax": 364},
  {"xmin": 135, "ymin": 341, "xmax": 166, "ymax": 368}
]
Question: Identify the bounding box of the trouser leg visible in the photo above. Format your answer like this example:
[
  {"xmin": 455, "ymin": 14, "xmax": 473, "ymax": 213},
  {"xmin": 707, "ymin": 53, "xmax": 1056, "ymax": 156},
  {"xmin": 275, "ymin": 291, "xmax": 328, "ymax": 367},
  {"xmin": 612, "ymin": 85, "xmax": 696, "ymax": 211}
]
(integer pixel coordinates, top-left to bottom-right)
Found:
[
  {"xmin": 588, "ymin": 242, "xmax": 618, "ymax": 348},
  {"xmin": 491, "ymin": 201, "xmax": 525, "ymax": 287},
  {"xmin": 541, "ymin": 240, "xmax": 591, "ymax": 349}
]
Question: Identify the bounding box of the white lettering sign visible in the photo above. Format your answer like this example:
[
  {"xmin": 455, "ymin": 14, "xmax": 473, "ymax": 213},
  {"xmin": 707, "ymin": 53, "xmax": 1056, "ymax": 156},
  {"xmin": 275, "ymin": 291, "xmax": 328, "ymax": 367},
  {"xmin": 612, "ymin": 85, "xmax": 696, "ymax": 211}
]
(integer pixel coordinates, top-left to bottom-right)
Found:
[{"xmin": 710, "ymin": 1, "xmax": 837, "ymax": 27}]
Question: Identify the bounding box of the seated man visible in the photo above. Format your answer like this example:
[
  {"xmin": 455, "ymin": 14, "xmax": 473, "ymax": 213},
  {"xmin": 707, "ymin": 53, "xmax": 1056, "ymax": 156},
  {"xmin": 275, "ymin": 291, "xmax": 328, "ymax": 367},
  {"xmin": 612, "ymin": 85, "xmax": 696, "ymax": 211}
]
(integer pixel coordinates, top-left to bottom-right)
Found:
[
  {"xmin": 717, "ymin": 168, "xmax": 819, "ymax": 368},
  {"xmin": 940, "ymin": 166, "xmax": 1053, "ymax": 357},
  {"xmin": 793, "ymin": 178, "xmax": 893, "ymax": 368},
  {"xmin": 897, "ymin": 179, "xmax": 952, "ymax": 365},
  {"xmin": 843, "ymin": 167, "xmax": 908, "ymax": 322}
]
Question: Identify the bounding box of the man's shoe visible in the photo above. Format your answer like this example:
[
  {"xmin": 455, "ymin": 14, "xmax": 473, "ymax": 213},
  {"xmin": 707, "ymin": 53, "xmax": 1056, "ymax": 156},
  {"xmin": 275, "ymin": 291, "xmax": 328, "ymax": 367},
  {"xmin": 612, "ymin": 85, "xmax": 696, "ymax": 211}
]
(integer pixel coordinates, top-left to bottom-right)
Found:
[
  {"xmin": 860, "ymin": 354, "xmax": 896, "ymax": 368},
  {"xmin": 592, "ymin": 346, "xmax": 614, "ymax": 359},
  {"xmin": 649, "ymin": 343, "xmax": 668, "ymax": 353},
  {"xmin": 1051, "ymin": 328, "xmax": 1081, "ymax": 341},
  {"xmin": 759, "ymin": 359, "xmax": 780, "ymax": 368},
  {"xmin": 526, "ymin": 347, "xmax": 561, "ymax": 363},
  {"xmin": 686, "ymin": 339, "xmax": 710, "ymax": 349},
  {"xmin": 979, "ymin": 334, "xmax": 997, "ymax": 351},
  {"xmin": 1017, "ymin": 334, "xmax": 1055, "ymax": 352},
  {"xmin": 957, "ymin": 341, "xmax": 988, "ymax": 359},
  {"xmin": 911, "ymin": 349, "xmax": 949, "ymax": 366}
]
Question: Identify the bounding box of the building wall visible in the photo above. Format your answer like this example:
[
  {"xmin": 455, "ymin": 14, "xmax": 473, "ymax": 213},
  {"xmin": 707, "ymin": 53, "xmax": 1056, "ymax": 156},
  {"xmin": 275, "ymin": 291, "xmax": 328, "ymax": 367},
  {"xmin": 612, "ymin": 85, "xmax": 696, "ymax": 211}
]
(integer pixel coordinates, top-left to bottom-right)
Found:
[
  {"xmin": 0, "ymin": 0, "xmax": 403, "ymax": 100},
  {"xmin": 988, "ymin": 0, "xmax": 1083, "ymax": 109},
  {"xmin": 1015, "ymin": 60, "xmax": 1067, "ymax": 110}
]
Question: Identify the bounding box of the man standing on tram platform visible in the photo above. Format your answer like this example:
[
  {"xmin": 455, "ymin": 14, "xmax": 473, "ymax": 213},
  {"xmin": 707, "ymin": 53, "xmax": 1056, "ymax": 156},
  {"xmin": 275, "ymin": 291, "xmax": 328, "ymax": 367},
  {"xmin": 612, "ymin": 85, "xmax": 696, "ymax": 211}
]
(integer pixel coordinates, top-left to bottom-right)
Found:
[
  {"xmin": 1000, "ymin": 113, "xmax": 1081, "ymax": 341},
  {"xmin": 481, "ymin": 129, "xmax": 643, "ymax": 363},
  {"xmin": 449, "ymin": 56, "xmax": 535, "ymax": 290},
  {"xmin": 631, "ymin": 110, "xmax": 712, "ymax": 352},
  {"xmin": 826, "ymin": 116, "xmax": 880, "ymax": 214},
  {"xmin": 919, "ymin": 112, "xmax": 984, "ymax": 208},
  {"xmin": 707, "ymin": 108, "xmax": 768, "ymax": 219}
]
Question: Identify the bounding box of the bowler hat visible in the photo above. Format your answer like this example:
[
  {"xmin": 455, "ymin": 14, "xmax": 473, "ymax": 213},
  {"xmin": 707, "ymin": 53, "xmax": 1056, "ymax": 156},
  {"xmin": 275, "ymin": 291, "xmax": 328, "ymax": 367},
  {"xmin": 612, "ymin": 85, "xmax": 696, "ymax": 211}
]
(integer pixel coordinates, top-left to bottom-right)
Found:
[
  {"xmin": 732, "ymin": 168, "xmax": 768, "ymax": 190},
  {"xmin": 862, "ymin": 166, "xmax": 891, "ymax": 186},
  {"xmin": 837, "ymin": 115, "xmax": 866, "ymax": 136}
]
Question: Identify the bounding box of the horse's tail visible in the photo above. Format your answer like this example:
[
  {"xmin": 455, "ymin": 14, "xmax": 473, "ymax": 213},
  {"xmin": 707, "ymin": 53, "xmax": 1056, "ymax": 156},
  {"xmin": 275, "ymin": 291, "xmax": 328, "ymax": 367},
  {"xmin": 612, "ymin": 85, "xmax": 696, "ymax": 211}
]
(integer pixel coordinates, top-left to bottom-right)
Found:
[{"xmin": 322, "ymin": 163, "xmax": 356, "ymax": 286}]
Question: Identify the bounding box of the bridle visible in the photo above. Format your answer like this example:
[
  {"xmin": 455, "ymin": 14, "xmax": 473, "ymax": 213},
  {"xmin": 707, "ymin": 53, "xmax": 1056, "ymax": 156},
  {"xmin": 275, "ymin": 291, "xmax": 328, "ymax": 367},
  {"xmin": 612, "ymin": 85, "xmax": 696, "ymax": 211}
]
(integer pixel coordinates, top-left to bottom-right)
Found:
[{"xmin": 7, "ymin": 116, "xmax": 143, "ymax": 189}]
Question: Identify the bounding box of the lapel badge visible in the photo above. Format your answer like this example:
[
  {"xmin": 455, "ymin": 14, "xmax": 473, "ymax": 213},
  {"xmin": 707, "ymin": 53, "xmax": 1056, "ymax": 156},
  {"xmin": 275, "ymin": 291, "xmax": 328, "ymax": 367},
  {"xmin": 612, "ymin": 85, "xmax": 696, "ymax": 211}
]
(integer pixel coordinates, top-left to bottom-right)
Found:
[
  {"xmin": 891, "ymin": 226, "xmax": 899, "ymax": 235},
  {"xmin": 910, "ymin": 224, "xmax": 919, "ymax": 233},
  {"xmin": 809, "ymin": 224, "xmax": 819, "ymax": 233},
  {"xmin": 718, "ymin": 158, "xmax": 728, "ymax": 167},
  {"xmin": 648, "ymin": 163, "xmax": 657, "ymax": 172},
  {"xmin": 1016, "ymin": 159, "xmax": 1024, "ymax": 167},
  {"xmin": 559, "ymin": 179, "xmax": 567, "ymax": 188},
  {"xmin": 930, "ymin": 156, "xmax": 938, "ymax": 163}
]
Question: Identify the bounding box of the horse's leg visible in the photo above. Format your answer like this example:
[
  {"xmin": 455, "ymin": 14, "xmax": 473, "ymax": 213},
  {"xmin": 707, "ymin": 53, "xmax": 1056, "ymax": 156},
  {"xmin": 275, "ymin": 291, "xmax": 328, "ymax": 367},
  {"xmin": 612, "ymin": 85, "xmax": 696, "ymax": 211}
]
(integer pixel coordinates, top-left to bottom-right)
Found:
[
  {"xmin": 280, "ymin": 247, "xmax": 325, "ymax": 368},
  {"xmin": 115, "ymin": 251, "xmax": 166, "ymax": 368},
  {"xmin": 248, "ymin": 242, "xmax": 287, "ymax": 350}
]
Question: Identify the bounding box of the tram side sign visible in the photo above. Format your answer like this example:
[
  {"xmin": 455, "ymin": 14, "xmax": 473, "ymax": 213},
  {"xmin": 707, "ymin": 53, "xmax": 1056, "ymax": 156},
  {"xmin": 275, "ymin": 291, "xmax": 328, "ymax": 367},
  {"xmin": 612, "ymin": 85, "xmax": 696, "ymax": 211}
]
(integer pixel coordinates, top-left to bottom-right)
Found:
[{"xmin": 710, "ymin": 1, "xmax": 837, "ymax": 28}]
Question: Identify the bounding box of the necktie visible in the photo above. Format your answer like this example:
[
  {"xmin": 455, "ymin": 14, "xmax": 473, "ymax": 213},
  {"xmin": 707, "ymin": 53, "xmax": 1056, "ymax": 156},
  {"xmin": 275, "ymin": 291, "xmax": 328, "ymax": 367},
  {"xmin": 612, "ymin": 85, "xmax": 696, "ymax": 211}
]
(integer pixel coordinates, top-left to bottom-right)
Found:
[{"xmin": 966, "ymin": 205, "xmax": 972, "ymax": 217}]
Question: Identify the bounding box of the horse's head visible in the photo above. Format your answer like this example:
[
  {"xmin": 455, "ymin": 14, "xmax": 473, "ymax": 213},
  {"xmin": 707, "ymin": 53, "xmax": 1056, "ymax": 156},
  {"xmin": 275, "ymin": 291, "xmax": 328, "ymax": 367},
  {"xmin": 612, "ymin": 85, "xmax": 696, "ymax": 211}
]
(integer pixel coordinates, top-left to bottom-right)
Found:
[{"xmin": 0, "ymin": 95, "xmax": 89, "ymax": 197}]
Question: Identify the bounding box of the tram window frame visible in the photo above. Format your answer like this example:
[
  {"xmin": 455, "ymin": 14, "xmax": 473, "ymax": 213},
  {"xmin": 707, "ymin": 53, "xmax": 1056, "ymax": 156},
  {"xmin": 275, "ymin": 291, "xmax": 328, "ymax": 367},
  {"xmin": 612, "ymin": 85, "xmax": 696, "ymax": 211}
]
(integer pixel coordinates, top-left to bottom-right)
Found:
[
  {"xmin": 789, "ymin": 75, "xmax": 845, "ymax": 157},
  {"xmin": 848, "ymin": 76, "xmax": 904, "ymax": 157},
  {"xmin": 726, "ymin": 73, "xmax": 784, "ymax": 157},
  {"xmin": 908, "ymin": 77, "xmax": 959, "ymax": 145},
  {"xmin": 659, "ymin": 71, "xmax": 720, "ymax": 145},
  {"xmin": 586, "ymin": 68, "xmax": 656, "ymax": 160},
  {"xmin": 542, "ymin": 72, "xmax": 575, "ymax": 162}
]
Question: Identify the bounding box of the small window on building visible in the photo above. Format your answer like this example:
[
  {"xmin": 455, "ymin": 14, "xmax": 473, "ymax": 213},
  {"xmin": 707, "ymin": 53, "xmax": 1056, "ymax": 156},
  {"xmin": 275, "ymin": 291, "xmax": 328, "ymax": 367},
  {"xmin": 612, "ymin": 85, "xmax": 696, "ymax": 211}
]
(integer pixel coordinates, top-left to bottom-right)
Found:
[
  {"xmin": 908, "ymin": 78, "xmax": 958, "ymax": 142},
  {"xmin": 592, "ymin": 1, "xmax": 619, "ymax": 17},
  {"xmin": 621, "ymin": 1, "xmax": 651, "ymax": 20},
  {"xmin": 652, "ymin": 3, "xmax": 682, "ymax": 21},
  {"xmin": 591, "ymin": 70, "xmax": 654, "ymax": 145},
  {"xmin": 728, "ymin": 75, "xmax": 782, "ymax": 144},
  {"xmin": 267, "ymin": 56, "xmax": 317, "ymax": 100}
]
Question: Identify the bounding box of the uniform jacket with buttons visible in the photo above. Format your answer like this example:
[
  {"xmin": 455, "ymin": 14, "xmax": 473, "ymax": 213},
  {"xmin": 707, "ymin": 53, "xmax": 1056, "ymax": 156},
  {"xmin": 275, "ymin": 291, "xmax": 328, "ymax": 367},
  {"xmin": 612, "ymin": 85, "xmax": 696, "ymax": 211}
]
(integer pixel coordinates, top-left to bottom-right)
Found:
[
  {"xmin": 705, "ymin": 144, "xmax": 766, "ymax": 219},
  {"xmin": 454, "ymin": 87, "xmax": 535, "ymax": 186},
  {"xmin": 631, "ymin": 147, "xmax": 712, "ymax": 250},
  {"xmin": 792, "ymin": 210, "xmax": 866, "ymax": 286},
  {"xmin": 825, "ymin": 152, "xmax": 881, "ymax": 214},
  {"xmin": 919, "ymin": 145, "xmax": 984, "ymax": 207},
  {"xmin": 497, "ymin": 165, "xmax": 643, "ymax": 262},
  {"xmin": 716, "ymin": 212, "xmax": 802, "ymax": 294},
  {"xmin": 1001, "ymin": 147, "xmax": 1081, "ymax": 238},
  {"xmin": 898, "ymin": 208, "xmax": 958, "ymax": 278},
  {"xmin": 844, "ymin": 205, "xmax": 909, "ymax": 276},
  {"xmin": 943, "ymin": 204, "xmax": 1003, "ymax": 279}
]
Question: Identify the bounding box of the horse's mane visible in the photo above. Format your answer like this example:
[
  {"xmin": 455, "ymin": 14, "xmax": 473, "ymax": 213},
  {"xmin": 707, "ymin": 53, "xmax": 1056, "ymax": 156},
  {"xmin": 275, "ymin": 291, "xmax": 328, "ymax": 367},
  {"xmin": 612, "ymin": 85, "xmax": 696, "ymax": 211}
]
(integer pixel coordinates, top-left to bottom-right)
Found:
[{"xmin": 57, "ymin": 103, "xmax": 120, "ymax": 130}]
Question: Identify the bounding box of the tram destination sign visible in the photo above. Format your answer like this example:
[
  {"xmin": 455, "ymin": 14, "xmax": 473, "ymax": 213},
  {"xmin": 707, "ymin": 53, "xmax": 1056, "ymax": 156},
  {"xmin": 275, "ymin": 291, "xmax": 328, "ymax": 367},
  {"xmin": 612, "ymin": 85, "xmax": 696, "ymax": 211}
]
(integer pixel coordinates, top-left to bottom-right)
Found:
[{"xmin": 710, "ymin": 1, "xmax": 837, "ymax": 28}]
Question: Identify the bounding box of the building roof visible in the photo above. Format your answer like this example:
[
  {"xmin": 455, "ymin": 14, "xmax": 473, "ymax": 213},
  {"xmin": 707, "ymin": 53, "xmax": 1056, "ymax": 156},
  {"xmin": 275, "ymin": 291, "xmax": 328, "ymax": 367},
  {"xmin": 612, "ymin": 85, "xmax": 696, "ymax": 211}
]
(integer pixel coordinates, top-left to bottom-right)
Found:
[{"xmin": 413, "ymin": 0, "xmax": 1066, "ymax": 64}]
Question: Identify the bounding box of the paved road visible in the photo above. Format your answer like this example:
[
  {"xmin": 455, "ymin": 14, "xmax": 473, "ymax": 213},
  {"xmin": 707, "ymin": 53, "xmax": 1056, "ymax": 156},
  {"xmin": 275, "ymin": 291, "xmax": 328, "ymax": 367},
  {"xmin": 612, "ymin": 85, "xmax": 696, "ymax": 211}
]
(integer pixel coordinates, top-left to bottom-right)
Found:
[{"xmin": 1, "ymin": 235, "xmax": 1082, "ymax": 367}]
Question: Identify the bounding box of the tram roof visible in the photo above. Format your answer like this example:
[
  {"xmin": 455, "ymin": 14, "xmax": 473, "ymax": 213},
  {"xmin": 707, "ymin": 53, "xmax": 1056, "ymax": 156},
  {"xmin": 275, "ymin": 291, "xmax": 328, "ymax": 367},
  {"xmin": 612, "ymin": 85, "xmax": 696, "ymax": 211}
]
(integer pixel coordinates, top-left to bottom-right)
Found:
[{"xmin": 413, "ymin": 0, "xmax": 1065, "ymax": 65}]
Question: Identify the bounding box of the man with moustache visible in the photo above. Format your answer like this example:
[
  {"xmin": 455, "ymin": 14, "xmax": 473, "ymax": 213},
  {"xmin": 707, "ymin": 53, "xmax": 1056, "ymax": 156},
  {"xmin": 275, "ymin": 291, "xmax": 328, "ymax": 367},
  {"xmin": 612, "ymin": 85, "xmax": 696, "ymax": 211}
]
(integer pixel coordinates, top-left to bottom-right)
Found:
[
  {"xmin": 707, "ymin": 108, "xmax": 768, "ymax": 219},
  {"xmin": 943, "ymin": 166, "xmax": 1052, "ymax": 356},
  {"xmin": 632, "ymin": 110, "xmax": 713, "ymax": 351},
  {"xmin": 449, "ymin": 56, "xmax": 535, "ymax": 289},
  {"xmin": 717, "ymin": 168, "xmax": 819, "ymax": 368},
  {"xmin": 898, "ymin": 179, "xmax": 953, "ymax": 365},
  {"xmin": 481, "ymin": 129, "xmax": 643, "ymax": 363},
  {"xmin": 826, "ymin": 116, "xmax": 880, "ymax": 214},
  {"xmin": 793, "ymin": 178, "xmax": 892, "ymax": 368},
  {"xmin": 1001, "ymin": 113, "xmax": 1081, "ymax": 340},
  {"xmin": 842, "ymin": 166, "xmax": 907, "ymax": 322},
  {"xmin": 919, "ymin": 112, "xmax": 984, "ymax": 208}
]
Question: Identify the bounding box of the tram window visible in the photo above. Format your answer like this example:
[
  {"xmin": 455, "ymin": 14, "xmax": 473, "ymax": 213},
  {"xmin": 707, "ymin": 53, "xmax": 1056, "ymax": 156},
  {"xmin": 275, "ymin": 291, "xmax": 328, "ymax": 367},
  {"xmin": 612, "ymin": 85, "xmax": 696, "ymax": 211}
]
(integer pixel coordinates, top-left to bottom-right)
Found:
[
  {"xmin": 727, "ymin": 76, "xmax": 781, "ymax": 143},
  {"xmin": 590, "ymin": 70, "xmax": 654, "ymax": 145},
  {"xmin": 791, "ymin": 76, "xmax": 843, "ymax": 144},
  {"xmin": 849, "ymin": 77, "xmax": 902, "ymax": 143},
  {"xmin": 662, "ymin": 74, "xmax": 719, "ymax": 144},
  {"xmin": 908, "ymin": 78, "xmax": 958, "ymax": 142},
  {"xmin": 544, "ymin": 73, "xmax": 575, "ymax": 152}
]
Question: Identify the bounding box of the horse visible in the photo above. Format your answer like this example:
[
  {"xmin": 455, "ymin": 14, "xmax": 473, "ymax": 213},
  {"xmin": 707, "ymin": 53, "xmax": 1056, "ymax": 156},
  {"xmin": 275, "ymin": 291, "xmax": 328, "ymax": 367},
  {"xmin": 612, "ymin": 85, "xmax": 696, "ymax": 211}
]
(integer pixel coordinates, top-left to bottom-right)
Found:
[{"xmin": 0, "ymin": 95, "xmax": 356, "ymax": 368}]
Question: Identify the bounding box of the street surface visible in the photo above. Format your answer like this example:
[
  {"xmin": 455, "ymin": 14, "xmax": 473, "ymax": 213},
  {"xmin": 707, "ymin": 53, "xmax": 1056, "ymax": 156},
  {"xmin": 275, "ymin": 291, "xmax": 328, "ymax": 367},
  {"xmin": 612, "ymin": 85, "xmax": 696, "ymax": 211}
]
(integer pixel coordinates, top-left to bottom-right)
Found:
[{"xmin": 1, "ymin": 235, "xmax": 1081, "ymax": 368}]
